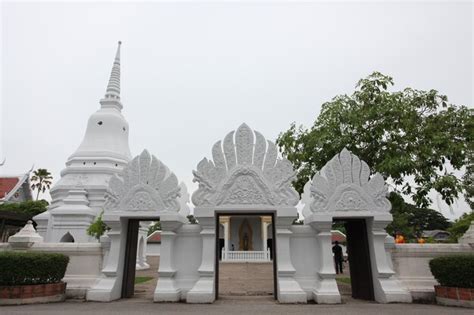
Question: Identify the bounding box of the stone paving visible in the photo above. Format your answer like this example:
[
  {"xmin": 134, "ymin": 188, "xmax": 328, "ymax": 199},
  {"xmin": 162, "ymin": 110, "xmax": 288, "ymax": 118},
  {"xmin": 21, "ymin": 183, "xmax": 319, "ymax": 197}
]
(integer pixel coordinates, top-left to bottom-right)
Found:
[
  {"xmin": 4, "ymin": 257, "xmax": 471, "ymax": 314},
  {"xmin": 218, "ymin": 262, "xmax": 274, "ymax": 296},
  {"xmin": 134, "ymin": 256, "xmax": 160, "ymax": 299},
  {"xmin": 2, "ymin": 296, "xmax": 472, "ymax": 315}
]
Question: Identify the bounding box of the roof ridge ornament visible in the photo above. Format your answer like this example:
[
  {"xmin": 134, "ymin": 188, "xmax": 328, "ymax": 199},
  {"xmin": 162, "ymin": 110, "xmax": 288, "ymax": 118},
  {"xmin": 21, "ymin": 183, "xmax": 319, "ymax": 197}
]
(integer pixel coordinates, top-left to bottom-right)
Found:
[{"xmin": 100, "ymin": 41, "xmax": 123, "ymax": 111}]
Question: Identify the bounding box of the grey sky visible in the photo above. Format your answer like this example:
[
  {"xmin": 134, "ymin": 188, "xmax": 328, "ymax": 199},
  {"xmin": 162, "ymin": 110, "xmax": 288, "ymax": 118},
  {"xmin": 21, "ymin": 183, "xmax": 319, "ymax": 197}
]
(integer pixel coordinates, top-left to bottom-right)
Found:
[{"xmin": 1, "ymin": 1, "xmax": 472, "ymax": 219}]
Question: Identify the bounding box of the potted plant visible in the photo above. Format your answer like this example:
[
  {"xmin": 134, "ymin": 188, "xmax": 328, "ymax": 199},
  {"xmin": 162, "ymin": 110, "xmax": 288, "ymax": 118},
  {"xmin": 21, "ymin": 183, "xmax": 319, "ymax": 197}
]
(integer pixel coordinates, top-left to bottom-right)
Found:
[
  {"xmin": 0, "ymin": 252, "xmax": 69, "ymax": 305},
  {"xmin": 429, "ymin": 255, "xmax": 474, "ymax": 308}
]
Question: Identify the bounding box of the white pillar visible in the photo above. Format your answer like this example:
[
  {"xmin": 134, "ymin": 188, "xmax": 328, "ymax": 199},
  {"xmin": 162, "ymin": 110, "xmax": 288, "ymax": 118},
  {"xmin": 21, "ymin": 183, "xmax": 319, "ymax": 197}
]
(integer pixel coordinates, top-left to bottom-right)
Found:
[
  {"xmin": 276, "ymin": 216, "xmax": 307, "ymax": 303},
  {"xmin": 154, "ymin": 218, "xmax": 186, "ymax": 302},
  {"xmin": 309, "ymin": 219, "xmax": 341, "ymax": 304},
  {"xmin": 261, "ymin": 220, "xmax": 268, "ymax": 251},
  {"xmin": 186, "ymin": 216, "xmax": 215, "ymax": 303},
  {"xmin": 223, "ymin": 222, "xmax": 229, "ymax": 260}
]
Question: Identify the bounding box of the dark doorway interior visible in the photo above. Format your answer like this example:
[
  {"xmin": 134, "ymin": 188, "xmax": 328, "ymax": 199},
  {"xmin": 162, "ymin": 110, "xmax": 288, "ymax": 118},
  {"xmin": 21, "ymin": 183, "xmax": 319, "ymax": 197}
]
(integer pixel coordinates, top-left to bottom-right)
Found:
[
  {"xmin": 122, "ymin": 219, "xmax": 140, "ymax": 298},
  {"xmin": 333, "ymin": 218, "xmax": 375, "ymax": 301},
  {"xmin": 121, "ymin": 218, "xmax": 160, "ymax": 299},
  {"xmin": 215, "ymin": 212, "xmax": 278, "ymax": 300}
]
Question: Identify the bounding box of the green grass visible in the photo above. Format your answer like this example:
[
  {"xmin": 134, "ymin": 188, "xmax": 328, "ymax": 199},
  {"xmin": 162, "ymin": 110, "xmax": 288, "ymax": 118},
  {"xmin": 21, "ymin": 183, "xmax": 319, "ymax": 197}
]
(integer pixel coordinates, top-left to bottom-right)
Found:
[
  {"xmin": 135, "ymin": 276, "xmax": 153, "ymax": 284},
  {"xmin": 336, "ymin": 277, "xmax": 351, "ymax": 285}
]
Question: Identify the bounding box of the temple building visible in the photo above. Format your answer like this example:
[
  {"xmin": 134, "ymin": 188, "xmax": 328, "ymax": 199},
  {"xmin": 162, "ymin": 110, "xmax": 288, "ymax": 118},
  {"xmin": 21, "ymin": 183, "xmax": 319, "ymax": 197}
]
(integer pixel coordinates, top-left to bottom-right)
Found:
[
  {"xmin": 218, "ymin": 215, "xmax": 273, "ymax": 262},
  {"xmin": 34, "ymin": 42, "xmax": 133, "ymax": 244}
]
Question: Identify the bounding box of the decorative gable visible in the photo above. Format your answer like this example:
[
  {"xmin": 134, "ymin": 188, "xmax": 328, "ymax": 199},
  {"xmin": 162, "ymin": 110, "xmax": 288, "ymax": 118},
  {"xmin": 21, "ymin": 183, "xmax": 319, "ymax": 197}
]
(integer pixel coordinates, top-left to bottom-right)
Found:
[
  {"xmin": 104, "ymin": 150, "xmax": 180, "ymax": 213},
  {"xmin": 305, "ymin": 148, "xmax": 391, "ymax": 215},
  {"xmin": 192, "ymin": 123, "xmax": 299, "ymax": 207}
]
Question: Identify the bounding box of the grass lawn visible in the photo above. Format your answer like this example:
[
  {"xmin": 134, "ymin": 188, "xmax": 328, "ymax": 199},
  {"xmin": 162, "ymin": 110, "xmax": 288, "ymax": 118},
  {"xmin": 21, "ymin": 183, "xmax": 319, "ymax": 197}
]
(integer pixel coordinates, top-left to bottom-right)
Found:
[
  {"xmin": 135, "ymin": 276, "xmax": 153, "ymax": 284},
  {"xmin": 336, "ymin": 277, "xmax": 351, "ymax": 285}
]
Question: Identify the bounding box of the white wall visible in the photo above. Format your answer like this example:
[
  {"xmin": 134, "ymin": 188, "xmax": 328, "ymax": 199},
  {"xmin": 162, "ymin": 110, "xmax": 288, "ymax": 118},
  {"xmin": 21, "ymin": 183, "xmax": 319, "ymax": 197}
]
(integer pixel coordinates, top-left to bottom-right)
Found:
[
  {"xmin": 147, "ymin": 243, "xmax": 161, "ymax": 256},
  {"xmin": 173, "ymin": 224, "xmax": 202, "ymax": 298},
  {"xmin": 290, "ymin": 225, "xmax": 320, "ymax": 299},
  {"xmin": 388, "ymin": 243, "xmax": 473, "ymax": 301},
  {"xmin": 0, "ymin": 242, "xmax": 103, "ymax": 299}
]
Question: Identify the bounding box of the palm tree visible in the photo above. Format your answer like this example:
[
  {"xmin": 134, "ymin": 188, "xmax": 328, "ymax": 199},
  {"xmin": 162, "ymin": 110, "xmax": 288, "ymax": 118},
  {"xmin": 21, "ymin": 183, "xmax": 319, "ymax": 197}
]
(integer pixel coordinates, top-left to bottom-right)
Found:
[{"xmin": 30, "ymin": 168, "xmax": 53, "ymax": 200}]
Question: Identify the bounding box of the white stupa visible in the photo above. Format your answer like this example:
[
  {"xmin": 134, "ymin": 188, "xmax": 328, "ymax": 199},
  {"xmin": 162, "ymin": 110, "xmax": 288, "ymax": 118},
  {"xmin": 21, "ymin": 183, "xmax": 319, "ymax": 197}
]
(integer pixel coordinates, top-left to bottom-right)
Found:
[{"xmin": 35, "ymin": 42, "xmax": 132, "ymax": 242}]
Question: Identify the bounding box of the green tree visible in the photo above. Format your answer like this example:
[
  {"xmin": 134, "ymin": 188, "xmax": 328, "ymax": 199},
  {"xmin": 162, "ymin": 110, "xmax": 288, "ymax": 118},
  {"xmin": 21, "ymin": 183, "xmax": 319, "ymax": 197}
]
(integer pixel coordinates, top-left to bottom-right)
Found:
[
  {"xmin": 277, "ymin": 72, "xmax": 473, "ymax": 209},
  {"xmin": 87, "ymin": 212, "xmax": 109, "ymax": 240},
  {"xmin": 386, "ymin": 192, "xmax": 451, "ymax": 240},
  {"xmin": 448, "ymin": 212, "xmax": 474, "ymax": 242},
  {"xmin": 0, "ymin": 200, "xmax": 48, "ymax": 217},
  {"xmin": 30, "ymin": 169, "xmax": 53, "ymax": 201},
  {"xmin": 147, "ymin": 221, "xmax": 161, "ymax": 236}
]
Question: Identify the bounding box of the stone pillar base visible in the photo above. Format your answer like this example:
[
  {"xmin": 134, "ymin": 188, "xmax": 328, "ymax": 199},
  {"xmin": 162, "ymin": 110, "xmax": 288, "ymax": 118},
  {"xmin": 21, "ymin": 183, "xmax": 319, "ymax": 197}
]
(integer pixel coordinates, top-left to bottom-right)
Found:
[
  {"xmin": 312, "ymin": 277, "xmax": 341, "ymax": 304},
  {"xmin": 186, "ymin": 278, "xmax": 215, "ymax": 303},
  {"xmin": 86, "ymin": 276, "xmax": 121, "ymax": 302},
  {"xmin": 277, "ymin": 277, "xmax": 307, "ymax": 303},
  {"xmin": 375, "ymin": 278, "xmax": 413, "ymax": 303},
  {"xmin": 154, "ymin": 289, "xmax": 181, "ymax": 302}
]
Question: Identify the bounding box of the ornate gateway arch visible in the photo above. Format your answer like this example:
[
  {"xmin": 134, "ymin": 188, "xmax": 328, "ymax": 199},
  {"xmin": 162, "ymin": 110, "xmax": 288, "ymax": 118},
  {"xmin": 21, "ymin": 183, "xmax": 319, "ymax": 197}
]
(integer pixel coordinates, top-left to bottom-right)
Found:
[
  {"xmin": 191, "ymin": 123, "xmax": 299, "ymax": 207},
  {"xmin": 188, "ymin": 123, "xmax": 307, "ymax": 303},
  {"xmin": 302, "ymin": 148, "xmax": 412, "ymax": 303},
  {"xmin": 87, "ymin": 150, "xmax": 187, "ymax": 302}
]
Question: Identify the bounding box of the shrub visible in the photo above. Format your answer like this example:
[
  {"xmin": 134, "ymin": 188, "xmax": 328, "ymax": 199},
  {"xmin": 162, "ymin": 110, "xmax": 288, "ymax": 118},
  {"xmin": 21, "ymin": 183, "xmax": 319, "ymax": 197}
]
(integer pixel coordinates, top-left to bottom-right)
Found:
[
  {"xmin": 0, "ymin": 252, "xmax": 69, "ymax": 286},
  {"xmin": 429, "ymin": 255, "xmax": 474, "ymax": 288},
  {"xmin": 87, "ymin": 211, "xmax": 109, "ymax": 240},
  {"xmin": 0, "ymin": 200, "xmax": 49, "ymax": 217}
]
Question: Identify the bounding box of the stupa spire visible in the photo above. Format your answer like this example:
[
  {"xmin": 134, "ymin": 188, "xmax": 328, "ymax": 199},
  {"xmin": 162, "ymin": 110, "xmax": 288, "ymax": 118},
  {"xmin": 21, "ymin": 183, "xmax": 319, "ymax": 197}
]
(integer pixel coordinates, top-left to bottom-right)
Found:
[{"xmin": 100, "ymin": 41, "xmax": 123, "ymax": 110}]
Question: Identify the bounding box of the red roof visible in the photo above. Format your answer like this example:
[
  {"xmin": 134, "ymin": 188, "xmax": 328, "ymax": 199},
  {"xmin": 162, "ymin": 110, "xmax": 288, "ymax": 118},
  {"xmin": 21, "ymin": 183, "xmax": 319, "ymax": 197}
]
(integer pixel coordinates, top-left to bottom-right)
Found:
[
  {"xmin": 147, "ymin": 231, "xmax": 161, "ymax": 243},
  {"xmin": 0, "ymin": 178, "xmax": 19, "ymax": 198}
]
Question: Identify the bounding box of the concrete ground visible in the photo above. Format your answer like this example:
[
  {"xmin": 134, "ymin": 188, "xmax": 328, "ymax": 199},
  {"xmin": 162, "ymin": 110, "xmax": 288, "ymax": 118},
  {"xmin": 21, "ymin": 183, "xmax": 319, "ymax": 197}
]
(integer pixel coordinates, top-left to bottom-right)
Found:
[
  {"xmin": 3, "ymin": 258, "xmax": 470, "ymax": 314},
  {"xmin": 134, "ymin": 256, "xmax": 160, "ymax": 299},
  {"xmin": 2, "ymin": 297, "xmax": 472, "ymax": 315},
  {"xmin": 219, "ymin": 262, "xmax": 274, "ymax": 296}
]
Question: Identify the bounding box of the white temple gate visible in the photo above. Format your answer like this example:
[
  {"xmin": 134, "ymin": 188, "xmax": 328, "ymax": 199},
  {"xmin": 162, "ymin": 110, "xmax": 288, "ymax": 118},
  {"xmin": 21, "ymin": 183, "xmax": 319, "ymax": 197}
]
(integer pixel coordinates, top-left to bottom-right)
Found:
[
  {"xmin": 87, "ymin": 150, "xmax": 187, "ymax": 302},
  {"xmin": 301, "ymin": 148, "xmax": 412, "ymax": 303},
  {"xmin": 188, "ymin": 123, "xmax": 307, "ymax": 303}
]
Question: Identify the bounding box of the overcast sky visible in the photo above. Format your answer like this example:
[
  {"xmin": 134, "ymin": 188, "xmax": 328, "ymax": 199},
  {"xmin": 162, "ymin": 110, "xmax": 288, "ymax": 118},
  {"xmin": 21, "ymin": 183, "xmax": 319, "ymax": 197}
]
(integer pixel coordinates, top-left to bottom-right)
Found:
[{"xmin": 1, "ymin": 1, "xmax": 472, "ymax": 219}]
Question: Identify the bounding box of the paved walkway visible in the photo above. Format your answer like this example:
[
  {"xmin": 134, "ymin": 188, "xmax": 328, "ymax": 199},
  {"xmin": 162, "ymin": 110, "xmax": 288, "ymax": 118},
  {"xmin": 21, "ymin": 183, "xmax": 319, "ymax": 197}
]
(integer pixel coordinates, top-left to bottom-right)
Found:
[
  {"xmin": 2, "ymin": 297, "xmax": 471, "ymax": 315},
  {"xmin": 134, "ymin": 256, "xmax": 160, "ymax": 299},
  {"xmin": 219, "ymin": 262, "xmax": 274, "ymax": 296},
  {"xmin": 4, "ymin": 257, "xmax": 470, "ymax": 314}
]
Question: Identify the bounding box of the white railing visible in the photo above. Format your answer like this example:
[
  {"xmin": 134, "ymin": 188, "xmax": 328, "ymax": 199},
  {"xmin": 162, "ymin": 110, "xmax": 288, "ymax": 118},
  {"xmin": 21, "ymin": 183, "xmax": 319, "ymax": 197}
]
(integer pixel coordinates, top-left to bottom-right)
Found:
[{"xmin": 221, "ymin": 249, "xmax": 271, "ymax": 262}]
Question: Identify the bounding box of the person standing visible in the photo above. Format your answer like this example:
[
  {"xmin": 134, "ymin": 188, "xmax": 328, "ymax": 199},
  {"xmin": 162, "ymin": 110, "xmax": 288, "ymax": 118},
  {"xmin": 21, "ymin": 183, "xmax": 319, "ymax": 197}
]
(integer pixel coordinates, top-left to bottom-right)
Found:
[{"xmin": 332, "ymin": 241, "xmax": 344, "ymax": 274}]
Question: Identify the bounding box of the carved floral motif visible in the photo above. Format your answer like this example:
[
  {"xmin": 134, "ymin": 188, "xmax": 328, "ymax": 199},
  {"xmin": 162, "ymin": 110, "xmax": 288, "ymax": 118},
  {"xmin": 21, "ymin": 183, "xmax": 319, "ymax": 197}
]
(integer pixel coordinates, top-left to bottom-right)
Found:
[
  {"xmin": 192, "ymin": 123, "xmax": 299, "ymax": 207},
  {"xmin": 307, "ymin": 148, "xmax": 391, "ymax": 214},
  {"xmin": 105, "ymin": 150, "xmax": 180, "ymax": 212}
]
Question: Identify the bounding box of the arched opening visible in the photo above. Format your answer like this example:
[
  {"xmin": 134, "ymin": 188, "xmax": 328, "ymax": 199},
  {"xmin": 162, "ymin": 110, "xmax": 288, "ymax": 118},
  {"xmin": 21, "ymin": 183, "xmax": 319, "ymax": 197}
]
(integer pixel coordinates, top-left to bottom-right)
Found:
[
  {"xmin": 60, "ymin": 232, "xmax": 75, "ymax": 243},
  {"xmin": 122, "ymin": 219, "xmax": 161, "ymax": 300},
  {"xmin": 216, "ymin": 212, "xmax": 277, "ymax": 300},
  {"xmin": 332, "ymin": 218, "xmax": 374, "ymax": 301}
]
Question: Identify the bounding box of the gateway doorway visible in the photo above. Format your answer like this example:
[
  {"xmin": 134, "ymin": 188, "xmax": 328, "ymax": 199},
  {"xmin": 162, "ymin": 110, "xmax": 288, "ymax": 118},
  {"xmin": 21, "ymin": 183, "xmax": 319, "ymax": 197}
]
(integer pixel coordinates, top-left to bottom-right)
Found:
[
  {"xmin": 215, "ymin": 212, "xmax": 277, "ymax": 300},
  {"xmin": 121, "ymin": 219, "xmax": 158, "ymax": 299},
  {"xmin": 333, "ymin": 218, "xmax": 374, "ymax": 301}
]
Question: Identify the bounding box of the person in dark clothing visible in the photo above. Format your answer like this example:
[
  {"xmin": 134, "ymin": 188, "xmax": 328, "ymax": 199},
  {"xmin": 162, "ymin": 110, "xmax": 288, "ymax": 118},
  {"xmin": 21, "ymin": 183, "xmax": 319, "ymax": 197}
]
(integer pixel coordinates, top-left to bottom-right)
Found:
[{"xmin": 332, "ymin": 241, "xmax": 344, "ymax": 274}]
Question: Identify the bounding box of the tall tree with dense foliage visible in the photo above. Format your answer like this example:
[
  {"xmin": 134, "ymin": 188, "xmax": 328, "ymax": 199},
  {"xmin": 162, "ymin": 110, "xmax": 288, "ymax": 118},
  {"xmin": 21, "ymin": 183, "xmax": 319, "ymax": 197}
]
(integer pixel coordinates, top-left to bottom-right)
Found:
[
  {"xmin": 277, "ymin": 72, "xmax": 473, "ymax": 209},
  {"xmin": 386, "ymin": 192, "xmax": 451, "ymax": 240},
  {"xmin": 30, "ymin": 168, "xmax": 53, "ymax": 200},
  {"xmin": 448, "ymin": 212, "xmax": 474, "ymax": 242}
]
